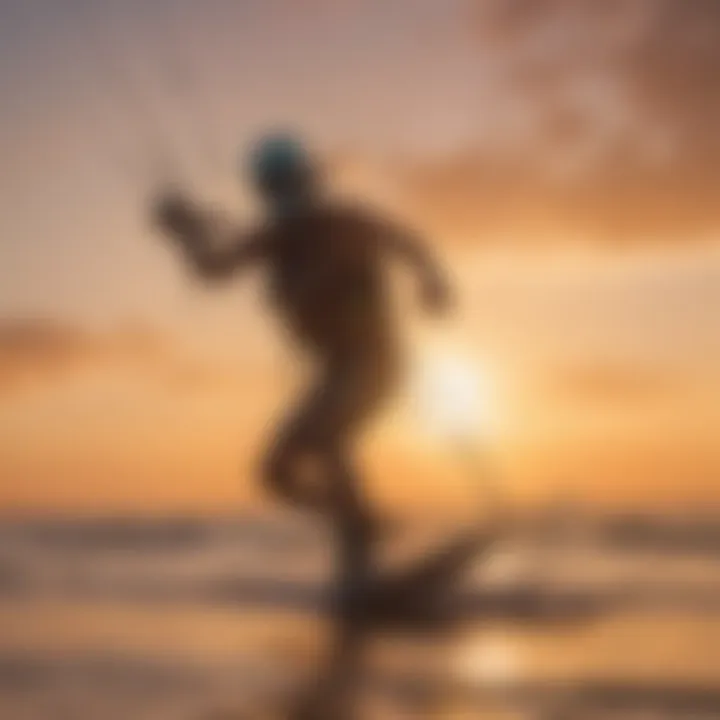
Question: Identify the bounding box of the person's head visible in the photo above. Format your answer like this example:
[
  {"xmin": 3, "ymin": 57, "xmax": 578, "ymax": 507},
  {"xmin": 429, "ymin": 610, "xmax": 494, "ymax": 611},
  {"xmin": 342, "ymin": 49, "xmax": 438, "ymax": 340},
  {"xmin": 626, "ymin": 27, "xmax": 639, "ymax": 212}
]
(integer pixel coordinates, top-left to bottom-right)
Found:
[{"xmin": 247, "ymin": 133, "xmax": 321, "ymax": 211}]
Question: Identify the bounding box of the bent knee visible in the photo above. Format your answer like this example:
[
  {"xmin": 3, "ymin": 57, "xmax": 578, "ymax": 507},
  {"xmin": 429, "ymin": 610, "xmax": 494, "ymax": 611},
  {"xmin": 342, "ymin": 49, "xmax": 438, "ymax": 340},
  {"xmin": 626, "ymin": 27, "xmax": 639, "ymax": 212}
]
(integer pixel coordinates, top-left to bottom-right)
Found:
[
  {"xmin": 260, "ymin": 445, "xmax": 292, "ymax": 498},
  {"xmin": 260, "ymin": 441, "xmax": 318, "ymax": 503}
]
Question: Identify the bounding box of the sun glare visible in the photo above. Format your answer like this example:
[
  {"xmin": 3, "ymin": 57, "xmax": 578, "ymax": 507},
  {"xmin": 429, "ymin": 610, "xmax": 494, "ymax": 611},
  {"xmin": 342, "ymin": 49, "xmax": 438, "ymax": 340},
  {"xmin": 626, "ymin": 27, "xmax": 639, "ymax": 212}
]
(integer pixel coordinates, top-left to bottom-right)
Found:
[{"xmin": 412, "ymin": 343, "xmax": 494, "ymax": 441}]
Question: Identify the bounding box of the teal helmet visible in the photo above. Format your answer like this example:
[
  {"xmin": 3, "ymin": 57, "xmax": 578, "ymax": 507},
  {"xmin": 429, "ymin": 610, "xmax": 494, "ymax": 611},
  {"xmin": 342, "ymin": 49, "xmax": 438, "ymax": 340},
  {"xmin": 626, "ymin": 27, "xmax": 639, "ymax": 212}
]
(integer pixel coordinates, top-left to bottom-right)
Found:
[{"xmin": 247, "ymin": 133, "xmax": 318, "ymax": 201}]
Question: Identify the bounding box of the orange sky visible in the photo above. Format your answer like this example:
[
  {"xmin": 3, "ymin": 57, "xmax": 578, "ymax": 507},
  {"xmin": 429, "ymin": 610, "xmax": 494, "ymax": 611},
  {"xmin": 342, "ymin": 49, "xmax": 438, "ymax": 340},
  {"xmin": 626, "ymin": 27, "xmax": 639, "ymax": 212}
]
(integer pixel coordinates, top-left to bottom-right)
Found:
[{"xmin": 0, "ymin": 0, "xmax": 718, "ymax": 513}]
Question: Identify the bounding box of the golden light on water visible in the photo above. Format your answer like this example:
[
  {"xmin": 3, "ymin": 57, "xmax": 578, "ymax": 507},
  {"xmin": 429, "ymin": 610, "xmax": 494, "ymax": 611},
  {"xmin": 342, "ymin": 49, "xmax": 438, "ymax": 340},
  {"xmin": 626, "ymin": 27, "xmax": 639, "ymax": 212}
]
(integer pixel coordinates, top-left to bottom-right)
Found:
[{"xmin": 454, "ymin": 634, "xmax": 523, "ymax": 688}]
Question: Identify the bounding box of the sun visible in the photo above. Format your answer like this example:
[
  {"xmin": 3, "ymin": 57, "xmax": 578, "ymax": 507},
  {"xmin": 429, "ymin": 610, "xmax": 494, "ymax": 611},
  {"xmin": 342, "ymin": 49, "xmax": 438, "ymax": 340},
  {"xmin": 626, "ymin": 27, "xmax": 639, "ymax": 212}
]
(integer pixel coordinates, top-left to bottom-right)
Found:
[{"xmin": 411, "ymin": 342, "xmax": 495, "ymax": 441}]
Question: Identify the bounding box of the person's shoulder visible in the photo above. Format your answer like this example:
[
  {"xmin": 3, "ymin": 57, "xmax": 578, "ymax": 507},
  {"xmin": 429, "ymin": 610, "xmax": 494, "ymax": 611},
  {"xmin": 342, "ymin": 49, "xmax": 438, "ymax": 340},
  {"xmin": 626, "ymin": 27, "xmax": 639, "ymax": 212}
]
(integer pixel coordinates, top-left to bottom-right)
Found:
[{"xmin": 322, "ymin": 199, "xmax": 384, "ymax": 231}]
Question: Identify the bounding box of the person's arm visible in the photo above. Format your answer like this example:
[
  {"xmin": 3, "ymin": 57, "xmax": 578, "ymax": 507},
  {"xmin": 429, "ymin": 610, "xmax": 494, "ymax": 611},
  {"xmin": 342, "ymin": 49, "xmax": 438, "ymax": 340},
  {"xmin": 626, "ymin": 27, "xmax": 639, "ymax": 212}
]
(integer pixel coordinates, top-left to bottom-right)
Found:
[
  {"xmin": 152, "ymin": 192, "xmax": 268, "ymax": 282},
  {"xmin": 378, "ymin": 216, "xmax": 453, "ymax": 314},
  {"xmin": 173, "ymin": 225, "xmax": 268, "ymax": 282}
]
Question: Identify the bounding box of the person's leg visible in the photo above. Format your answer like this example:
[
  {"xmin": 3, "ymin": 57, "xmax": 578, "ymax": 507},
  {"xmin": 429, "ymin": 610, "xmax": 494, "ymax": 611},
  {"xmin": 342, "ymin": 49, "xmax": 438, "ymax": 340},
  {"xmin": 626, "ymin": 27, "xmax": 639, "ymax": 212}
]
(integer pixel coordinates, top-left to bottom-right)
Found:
[
  {"xmin": 275, "ymin": 420, "xmax": 372, "ymax": 719},
  {"xmin": 289, "ymin": 443, "xmax": 372, "ymax": 720},
  {"xmin": 260, "ymin": 373, "xmax": 331, "ymax": 513},
  {"xmin": 272, "ymin": 358, "xmax": 394, "ymax": 716},
  {"xmin": 261, "ymin": 427, "xmax": 312, "ymax": 512},
  {"xmin": 261, "ymin": 349, "xmax": 395, "ymax": 515}
]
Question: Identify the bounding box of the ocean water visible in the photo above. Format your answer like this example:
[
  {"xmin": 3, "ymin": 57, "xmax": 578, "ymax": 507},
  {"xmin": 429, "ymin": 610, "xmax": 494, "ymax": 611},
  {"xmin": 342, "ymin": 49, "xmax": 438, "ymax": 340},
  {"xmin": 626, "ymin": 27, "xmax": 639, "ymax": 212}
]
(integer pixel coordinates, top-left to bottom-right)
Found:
[{"xmin": 1, "ymin": 512, "xmax": 720, "ymax": 719}]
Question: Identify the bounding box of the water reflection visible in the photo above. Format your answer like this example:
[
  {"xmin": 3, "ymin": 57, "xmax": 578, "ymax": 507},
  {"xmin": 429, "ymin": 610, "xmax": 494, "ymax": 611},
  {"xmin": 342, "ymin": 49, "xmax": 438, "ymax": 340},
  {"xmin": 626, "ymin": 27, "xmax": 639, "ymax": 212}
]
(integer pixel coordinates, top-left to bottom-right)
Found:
[{"xmin": 2, "ymin": 513, "xmax": 720, "ymax": 718}]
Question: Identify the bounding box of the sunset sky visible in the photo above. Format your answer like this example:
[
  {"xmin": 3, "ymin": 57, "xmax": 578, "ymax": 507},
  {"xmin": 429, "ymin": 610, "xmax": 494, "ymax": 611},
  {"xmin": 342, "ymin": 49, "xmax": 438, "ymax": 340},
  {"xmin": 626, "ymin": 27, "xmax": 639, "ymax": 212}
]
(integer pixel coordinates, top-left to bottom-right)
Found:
[{"xmin": 0, "ymin": 0, "xmax": 718, "ymax": 514}]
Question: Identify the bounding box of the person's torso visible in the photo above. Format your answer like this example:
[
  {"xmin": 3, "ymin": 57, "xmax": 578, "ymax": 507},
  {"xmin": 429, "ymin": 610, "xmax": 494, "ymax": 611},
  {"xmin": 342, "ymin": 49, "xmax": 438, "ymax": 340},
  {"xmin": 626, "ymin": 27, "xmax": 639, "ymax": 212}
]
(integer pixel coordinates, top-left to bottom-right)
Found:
[{"xmin": 263, "ymin": 203, "xmax": 393, "ymax": 358}]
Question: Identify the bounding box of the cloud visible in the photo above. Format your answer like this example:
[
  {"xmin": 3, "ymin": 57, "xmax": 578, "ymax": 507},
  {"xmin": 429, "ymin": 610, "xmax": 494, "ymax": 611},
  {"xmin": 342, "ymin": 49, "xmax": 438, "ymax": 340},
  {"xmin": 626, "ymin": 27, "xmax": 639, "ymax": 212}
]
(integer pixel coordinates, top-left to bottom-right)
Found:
[
  {"xmin": 542, "ymin": 362, "xmax": 694, "ymax": 406},
  {"xmin": 450, "ymin": 0, "xmax": 720, "ymax": 242},
  {"xmin": 328, "ymin": 1, "xmax": 720, "ymax": 244},
  {"xmin": 0, "ymin": 319, "xmax": 154, "ymax": 389},
  {"xmin": 0, "ymin": 318, "xmax": 239, "ymax": 399}
]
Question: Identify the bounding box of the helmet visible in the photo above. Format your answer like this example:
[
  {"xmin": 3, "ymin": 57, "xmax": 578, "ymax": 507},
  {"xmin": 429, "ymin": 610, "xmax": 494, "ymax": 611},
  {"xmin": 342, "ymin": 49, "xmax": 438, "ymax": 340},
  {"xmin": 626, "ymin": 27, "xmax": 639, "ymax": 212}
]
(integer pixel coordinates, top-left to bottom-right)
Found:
[{"xmin": 248, "ymin": 133, "xmax": 317, "ymax": 200}]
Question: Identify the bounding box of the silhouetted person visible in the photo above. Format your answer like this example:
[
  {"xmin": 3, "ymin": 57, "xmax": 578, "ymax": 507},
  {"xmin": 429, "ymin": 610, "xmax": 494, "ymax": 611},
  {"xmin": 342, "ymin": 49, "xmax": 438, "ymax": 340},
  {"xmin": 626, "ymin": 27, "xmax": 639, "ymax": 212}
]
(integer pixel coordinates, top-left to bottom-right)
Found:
[
  {"xmin": 154, "ymin": 135, "xmax": 453, "ymax": 717},
  {"xmin": 153, "ymin": 133, "xmax": 451, "ymax": 560}
]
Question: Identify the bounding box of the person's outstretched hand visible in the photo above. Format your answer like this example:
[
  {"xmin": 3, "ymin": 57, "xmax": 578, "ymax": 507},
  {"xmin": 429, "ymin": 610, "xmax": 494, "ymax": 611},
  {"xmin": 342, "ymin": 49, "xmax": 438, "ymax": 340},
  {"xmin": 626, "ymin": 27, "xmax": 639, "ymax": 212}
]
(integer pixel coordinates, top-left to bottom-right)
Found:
[{"xmin": 151, "ymin": 190, "xmax": 203, "ymax": 243}]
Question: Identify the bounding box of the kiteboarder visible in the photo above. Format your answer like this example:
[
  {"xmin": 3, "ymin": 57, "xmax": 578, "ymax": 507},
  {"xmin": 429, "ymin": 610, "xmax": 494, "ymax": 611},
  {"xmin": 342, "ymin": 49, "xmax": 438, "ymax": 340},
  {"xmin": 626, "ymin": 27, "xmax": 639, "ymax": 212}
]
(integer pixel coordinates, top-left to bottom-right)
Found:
[{"xmin": 152, "ymin": 133, "xmax": 453, "ymax": 556}]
